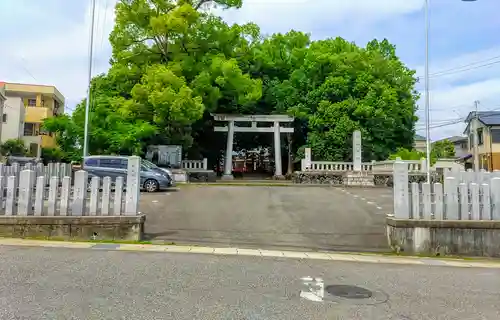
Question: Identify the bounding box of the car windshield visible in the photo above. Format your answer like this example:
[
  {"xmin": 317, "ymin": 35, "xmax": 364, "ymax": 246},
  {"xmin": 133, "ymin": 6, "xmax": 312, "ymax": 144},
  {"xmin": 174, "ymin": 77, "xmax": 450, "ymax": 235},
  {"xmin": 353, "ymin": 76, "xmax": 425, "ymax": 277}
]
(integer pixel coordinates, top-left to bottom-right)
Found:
[{"xmin": 141, "ymin": 159, "xmax": 158, "ymax": 169}]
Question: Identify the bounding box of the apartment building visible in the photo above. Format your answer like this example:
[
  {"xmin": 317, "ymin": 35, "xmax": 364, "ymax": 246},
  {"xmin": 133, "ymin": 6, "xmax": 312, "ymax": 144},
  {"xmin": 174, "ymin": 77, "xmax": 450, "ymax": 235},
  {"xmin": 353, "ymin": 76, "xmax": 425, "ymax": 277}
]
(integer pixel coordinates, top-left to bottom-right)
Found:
[
  {"xmin": 464, "ymin": 111, "xmax": 500, "ymax": 170},
  {"xmin": 0, "ymin": 82, "xmax": 64, "ymax": 157},
  {"xmin": 0, "ymin": 86, "xmax": 5, "ymax": 141}
]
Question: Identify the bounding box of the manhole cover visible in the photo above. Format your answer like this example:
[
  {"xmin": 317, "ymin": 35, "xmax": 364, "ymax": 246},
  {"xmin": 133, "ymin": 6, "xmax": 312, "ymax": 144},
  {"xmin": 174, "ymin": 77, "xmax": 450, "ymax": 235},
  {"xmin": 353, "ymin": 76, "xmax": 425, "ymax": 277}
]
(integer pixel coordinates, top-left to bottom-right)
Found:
[{"xmin": 325, "ymin": 285, "xmax": 373, "ymax": 299}]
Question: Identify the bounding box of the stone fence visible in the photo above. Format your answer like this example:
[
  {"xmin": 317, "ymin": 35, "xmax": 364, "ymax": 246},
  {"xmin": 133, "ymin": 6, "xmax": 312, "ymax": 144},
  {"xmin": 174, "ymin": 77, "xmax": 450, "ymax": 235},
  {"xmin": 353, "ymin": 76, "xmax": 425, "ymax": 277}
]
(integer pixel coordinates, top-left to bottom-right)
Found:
[
  {"xmin": 1, "ymin": 162, "xmax": 72, "ymax": 185},
  {"xmin": 301, "ymin": 156, "xmax": 426, "ymax": 174},
  {"xmin": 0, "ymin": 156, "xmax": 144, "ymax": 241},
  {"xmin": 181, "ymin": 158, "xmax": 208, "ymax": 170},
  {"xmin": 387, "ymin": 161, "xmax": 500, "ymax": 257}
]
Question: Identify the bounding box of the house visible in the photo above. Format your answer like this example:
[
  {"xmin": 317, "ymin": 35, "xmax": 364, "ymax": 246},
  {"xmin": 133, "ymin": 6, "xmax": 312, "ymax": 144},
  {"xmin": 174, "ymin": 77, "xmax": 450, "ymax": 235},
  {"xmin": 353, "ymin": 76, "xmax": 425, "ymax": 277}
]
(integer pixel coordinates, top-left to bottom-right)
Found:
[
  {"xmin": 0, "ymin": 86, "xmax": 5, "ymax": 142},
  {"xmin": 434, "ymin": 136, "xmax": 468, "ymax": 158},
  {"xmin": 0, "ymin": 82, "xmax": 64, "ymax": 157},
  {"xmin": 413, "ymin": 134, "xmax": 427, "ymax": 152},
  {"xmin": 464, "ymin": 111, "xmax": 500, "ymax": 171}
]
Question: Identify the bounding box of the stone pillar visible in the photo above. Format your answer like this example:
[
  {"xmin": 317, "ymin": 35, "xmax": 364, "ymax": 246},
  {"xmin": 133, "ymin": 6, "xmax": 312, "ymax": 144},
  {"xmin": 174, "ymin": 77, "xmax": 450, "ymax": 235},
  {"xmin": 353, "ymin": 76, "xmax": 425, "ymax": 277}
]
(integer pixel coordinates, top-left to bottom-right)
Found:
[
  {"xmin": 273, "ymin": 122, "xmax": 284, "ymax": 178},
  {"xmin": 304, "ymin": 147, "xmax": 312, "ymax": 170},
  {"xmin": 393, "ymin": 161, "xmax": 409, "ymax": 219},
  {"xmin": 125, "ymin": 156, "xmax": 141, "ymax": 215},
  {"xmin": 352, "ymin": 130, "xmax": 362, "ymax": 172},
  {"xmin": 222, "ymin": 120, "xmax": 234, "ymax": 180}
]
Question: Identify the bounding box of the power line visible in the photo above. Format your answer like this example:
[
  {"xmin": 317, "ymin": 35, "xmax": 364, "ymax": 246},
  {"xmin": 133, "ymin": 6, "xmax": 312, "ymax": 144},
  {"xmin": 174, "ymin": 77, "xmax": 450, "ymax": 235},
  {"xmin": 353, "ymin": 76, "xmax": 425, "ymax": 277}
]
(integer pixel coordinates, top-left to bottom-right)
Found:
[
  {"xmin": 415, "ymin": 106, "xmax": 500, "ymax": 131},
  {"xmin": 416, "ymin": 54, "xmax": 500, "ymax": 80}
]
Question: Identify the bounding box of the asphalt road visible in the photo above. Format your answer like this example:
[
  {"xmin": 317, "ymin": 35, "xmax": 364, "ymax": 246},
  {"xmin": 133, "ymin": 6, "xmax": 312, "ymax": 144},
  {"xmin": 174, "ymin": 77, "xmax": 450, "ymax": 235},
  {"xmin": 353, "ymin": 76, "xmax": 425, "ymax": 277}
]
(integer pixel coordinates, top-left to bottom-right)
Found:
[
  {"xmin": 141, "ymin": 185, "xmax": 389, "ymax": 252},
  {"xmin": 1, "ymin": 246, "xmax": 499, "ymax": 319}
]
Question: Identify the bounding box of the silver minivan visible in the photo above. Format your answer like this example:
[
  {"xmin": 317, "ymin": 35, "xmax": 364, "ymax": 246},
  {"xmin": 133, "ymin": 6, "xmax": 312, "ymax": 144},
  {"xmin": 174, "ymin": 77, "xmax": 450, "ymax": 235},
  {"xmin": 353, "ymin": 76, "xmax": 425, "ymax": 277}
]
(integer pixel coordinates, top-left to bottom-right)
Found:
[{"xmin": 82, "ymin": 155, "xmax": 174, "ymax": 192}]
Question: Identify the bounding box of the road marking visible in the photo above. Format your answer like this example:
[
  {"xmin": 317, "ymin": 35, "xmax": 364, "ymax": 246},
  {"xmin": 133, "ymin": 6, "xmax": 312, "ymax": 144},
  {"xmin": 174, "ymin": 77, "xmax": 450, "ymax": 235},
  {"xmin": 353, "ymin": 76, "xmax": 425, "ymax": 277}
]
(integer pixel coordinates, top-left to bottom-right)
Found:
[{"xmin": 300, "ymin": 276, "xmax": 324, "ymax": 302}]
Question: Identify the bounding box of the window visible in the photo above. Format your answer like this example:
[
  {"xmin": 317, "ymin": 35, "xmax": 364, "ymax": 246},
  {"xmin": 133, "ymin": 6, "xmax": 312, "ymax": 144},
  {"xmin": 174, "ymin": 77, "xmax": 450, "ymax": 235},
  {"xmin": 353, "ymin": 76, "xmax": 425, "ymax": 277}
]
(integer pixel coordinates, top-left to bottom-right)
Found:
[
  {"xmin": 99, "ymin": 158, "xmax": 127, "ymax": 169},
  {"xmin": 478, "ymin": 128, "xmax": 484, "ymax": 145},
  {"xmin": 84, "ymin": 158, "xmax": 98, "ymax": 167},
  {"xmin": 24, "ymin": 123, "xmax": 36, "ymax": 136},
  {"xmin": 27, "ymin": 99, "xmax": 36, "ymax": 107},
  {"xmin": 491, "ymin": 129, "xmax": 500, "ymax": 143},
  {"xmin": 2, "ymin": 114, "xmax": 6, "ymax": 123}
]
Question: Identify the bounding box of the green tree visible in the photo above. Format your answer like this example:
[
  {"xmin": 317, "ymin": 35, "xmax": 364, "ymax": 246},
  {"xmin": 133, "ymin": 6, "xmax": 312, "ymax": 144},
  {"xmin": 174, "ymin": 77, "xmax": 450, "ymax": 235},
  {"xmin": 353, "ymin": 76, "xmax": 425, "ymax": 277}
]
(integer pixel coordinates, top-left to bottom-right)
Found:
[
  {"xmin": 0, "ymin": 139, "xmax": 27, "ymax": 157},
  {"xmin": 389, "ymin": 148, "xmax": 424, "ymax": 161},
  {"xmin": 291, "ymin": 38, "xmax": 419, "ymax": 162},
  {"xmin": 389, "ymin": 139, "xmax": 456, "ymax": 166},
  {"xmin": 432, "ymin": 139, "xmax": 455, "ymax": 159},
  {"xmin": 42, "ymin": 0, "xmax": 419, "ymax": 168}
]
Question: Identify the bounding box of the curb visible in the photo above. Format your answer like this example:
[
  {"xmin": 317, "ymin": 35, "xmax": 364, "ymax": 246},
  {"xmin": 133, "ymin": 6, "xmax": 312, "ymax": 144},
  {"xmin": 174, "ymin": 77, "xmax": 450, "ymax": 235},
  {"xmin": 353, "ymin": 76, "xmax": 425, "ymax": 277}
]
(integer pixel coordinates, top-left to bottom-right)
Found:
[{"xmin": 0, "ymin": 238, "xmax": 499, "ymax": 268}]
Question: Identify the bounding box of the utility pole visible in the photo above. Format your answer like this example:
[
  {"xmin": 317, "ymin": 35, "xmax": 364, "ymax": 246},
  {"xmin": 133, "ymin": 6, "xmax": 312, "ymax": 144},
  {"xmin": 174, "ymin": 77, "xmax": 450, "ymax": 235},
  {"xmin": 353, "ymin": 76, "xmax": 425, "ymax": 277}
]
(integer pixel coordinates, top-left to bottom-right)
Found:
[
  {"xmin": 424, "ymin": 0, "xmax": 432, "ymax": 183},
  {"xmin": 473, "ymin": 100, "xmax": 480, "ymax": 171},
  {"xmin": 83, "ymin": 0, "xmax": 97, "ymax": 158}
]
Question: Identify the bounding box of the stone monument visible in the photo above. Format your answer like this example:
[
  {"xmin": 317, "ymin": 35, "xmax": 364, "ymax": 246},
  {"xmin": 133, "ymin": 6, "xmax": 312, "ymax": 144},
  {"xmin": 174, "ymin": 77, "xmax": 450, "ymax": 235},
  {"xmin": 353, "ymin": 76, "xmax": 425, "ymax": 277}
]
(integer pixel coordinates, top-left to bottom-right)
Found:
[
  {"xmin": 345, "ymin": 130, "xmax": 374, "ymax": 186},
  {"xmin": 353, "ymin": 130, "xmax": 362, "ymax": 171}
]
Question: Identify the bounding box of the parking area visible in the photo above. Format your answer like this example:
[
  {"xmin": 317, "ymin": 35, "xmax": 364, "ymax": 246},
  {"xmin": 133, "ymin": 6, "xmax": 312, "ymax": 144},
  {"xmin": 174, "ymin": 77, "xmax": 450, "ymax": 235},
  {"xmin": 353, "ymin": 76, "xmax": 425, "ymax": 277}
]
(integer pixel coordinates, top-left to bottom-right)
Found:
[{"xmin": 139, "ymin": 185, "xmax": 393, "ymax": 252}]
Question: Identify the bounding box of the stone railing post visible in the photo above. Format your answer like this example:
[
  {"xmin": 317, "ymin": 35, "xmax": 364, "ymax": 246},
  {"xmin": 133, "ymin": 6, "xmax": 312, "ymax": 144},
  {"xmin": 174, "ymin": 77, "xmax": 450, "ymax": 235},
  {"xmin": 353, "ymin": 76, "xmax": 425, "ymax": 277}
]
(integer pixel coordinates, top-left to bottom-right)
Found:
[
  {"xmin": 393, "ymin": 161, "xmax": 409, "ymax": 219},
  {"xmin": 304, "ymin": 147, "xmax": 311, "ymax": 170},
  {"xmin": 202, "ymin": 158, "xmax": 208, "ymax": 170},
  {"xmin": 71, "ymin": 171, "xmax": 88, "ymax": 216},
  {"xmin": 420, "ymin": 157, "xmax": 427, "ymax": 172},
  {"xmin": 125, "ymin": 156, "xmax": 141, "ymax": 215}
]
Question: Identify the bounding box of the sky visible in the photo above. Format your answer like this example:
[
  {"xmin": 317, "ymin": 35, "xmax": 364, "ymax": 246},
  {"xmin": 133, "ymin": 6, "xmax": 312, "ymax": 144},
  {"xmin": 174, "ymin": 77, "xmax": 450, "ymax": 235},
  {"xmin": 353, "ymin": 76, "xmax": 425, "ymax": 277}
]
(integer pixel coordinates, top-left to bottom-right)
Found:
[{"xmin": 1, "ymin": 0, "xmax": 499, "ymax": 140}]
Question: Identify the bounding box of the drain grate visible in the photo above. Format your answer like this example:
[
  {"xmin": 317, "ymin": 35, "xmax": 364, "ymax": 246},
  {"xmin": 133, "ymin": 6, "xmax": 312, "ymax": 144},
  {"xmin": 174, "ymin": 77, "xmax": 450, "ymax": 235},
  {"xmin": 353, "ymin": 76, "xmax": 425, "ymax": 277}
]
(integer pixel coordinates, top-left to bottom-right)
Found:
[{"xmin": 325, "ymin": 285, "xmax": 373, "ymax": 299}]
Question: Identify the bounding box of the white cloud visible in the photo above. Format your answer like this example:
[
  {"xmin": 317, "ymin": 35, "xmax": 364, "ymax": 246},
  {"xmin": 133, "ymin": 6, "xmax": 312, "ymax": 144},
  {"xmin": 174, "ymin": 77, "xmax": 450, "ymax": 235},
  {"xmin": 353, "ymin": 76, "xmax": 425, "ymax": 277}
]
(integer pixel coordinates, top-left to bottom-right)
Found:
[
  {"xmin": 219, "ymin": 0, "xmax": 423, "ymax": 35},
  {"xmin": 414, "ymin": 47, "xmax": 500, "ymax": 140},
  {"xmin": 0, "ymin": 0, "xmax": 116, "ymax": 105},
  {"xmin": 4, "ymin": 0, "xmax": 497, "ymax": 141}
]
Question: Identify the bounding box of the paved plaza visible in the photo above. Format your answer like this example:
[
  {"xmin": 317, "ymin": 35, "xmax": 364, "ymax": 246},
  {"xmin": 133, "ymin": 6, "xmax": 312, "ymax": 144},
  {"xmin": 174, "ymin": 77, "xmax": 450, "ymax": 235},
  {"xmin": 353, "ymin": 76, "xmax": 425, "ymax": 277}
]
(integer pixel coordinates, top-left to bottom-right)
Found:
[{"xmin": 140, "ymin": 185, "xmax": 393, "ymax": 252}]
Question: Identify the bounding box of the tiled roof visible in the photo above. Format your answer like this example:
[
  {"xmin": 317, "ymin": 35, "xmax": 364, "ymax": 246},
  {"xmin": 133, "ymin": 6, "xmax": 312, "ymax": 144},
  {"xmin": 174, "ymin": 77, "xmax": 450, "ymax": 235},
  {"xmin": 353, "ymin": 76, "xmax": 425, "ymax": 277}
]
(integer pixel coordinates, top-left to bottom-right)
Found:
[
  {"xmin": 414, "ymin": 134, "xmax": 426, "ymax": 141},
  {"xmin": 465, "ymin": 111, "xmax": 500, "ymax": 125},
  {"xmin": 437, "ymin": 136, "xmax": 467, "ymax": 143}
]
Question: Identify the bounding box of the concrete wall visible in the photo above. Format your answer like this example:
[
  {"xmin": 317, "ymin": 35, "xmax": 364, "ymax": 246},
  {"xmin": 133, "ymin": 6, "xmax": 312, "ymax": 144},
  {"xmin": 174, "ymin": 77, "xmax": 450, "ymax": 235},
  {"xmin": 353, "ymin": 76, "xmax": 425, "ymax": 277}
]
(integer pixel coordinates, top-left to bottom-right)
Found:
[
  {"xmin": 1, "ymin": 96, "xmax": 24, "ymax": 142},
  {"xmin": 386, "ymin": 217, "xmax": 500, "ymax": 257},
  {"xmin": 0, "ymin": 215, "xmax": 145, "ymax": 241},
  {"xmin": 414, "ymin": 140, "xmax": 426, "ymax": 153}
]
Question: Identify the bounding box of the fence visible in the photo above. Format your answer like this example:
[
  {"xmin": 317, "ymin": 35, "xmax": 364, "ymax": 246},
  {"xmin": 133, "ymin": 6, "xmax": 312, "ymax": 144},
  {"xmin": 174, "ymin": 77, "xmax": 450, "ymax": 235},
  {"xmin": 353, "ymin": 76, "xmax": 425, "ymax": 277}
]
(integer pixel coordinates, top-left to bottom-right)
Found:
[
  {"xmin": 300, "ymin": 160, "xmax": 372, "ymax": 172},
  {"xmin": 0, "ymin": 162, "xmax": 72, "ymax": 184},
  {"xmin": 181, "ymin": 158, "xmax": 208, "ymax": 170},
  {"xmin": 371, "ymin": 159, "xmax": 425, "ymax": 173},
  {"xmin": 0, "ymin": 156, "xmax": 141, "ymax": 217},
  {"xmin": 393, "ymin": 161, "xmax": 500, "ymax": 221}
]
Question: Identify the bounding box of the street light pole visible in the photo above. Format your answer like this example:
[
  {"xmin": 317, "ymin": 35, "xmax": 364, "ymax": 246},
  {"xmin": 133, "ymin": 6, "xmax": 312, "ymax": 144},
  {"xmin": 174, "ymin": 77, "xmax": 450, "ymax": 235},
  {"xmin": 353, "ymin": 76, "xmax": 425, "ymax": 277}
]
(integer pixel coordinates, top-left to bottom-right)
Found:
[
  {"xmin": 424, "ymin": 0, "xmax": 431, "ymax": 183},
  {"xmin": 83, "ymin": 0, "xmax": 97, "ymax": 158},
  {"xmin": 423, "ymin": 0, "xmax": 477, "ymax": 182}
]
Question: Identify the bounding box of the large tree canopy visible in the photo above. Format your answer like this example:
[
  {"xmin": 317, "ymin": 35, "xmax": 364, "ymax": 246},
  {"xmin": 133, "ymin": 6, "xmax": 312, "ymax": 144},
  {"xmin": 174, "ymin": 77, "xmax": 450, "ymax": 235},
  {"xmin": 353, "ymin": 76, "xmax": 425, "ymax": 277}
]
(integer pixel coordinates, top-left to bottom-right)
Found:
[{"xmin": 43, "ymin": 0, "xmax": 419, "ymax": 164}]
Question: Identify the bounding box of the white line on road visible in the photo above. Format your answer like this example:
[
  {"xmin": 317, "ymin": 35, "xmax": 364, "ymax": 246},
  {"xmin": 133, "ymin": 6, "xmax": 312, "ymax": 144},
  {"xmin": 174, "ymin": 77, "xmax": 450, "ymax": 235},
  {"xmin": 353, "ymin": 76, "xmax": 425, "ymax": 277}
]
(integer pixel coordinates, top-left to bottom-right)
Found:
[{"xmin": 300, "ymin": 276, "xmax": 324, "ymax": 302}]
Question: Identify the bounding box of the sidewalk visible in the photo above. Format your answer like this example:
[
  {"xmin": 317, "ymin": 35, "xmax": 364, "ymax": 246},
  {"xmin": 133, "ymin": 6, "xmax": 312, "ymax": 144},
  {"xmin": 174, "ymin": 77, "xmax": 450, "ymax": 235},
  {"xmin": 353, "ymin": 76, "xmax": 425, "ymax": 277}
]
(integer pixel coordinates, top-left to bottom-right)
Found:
[{"xmin": 1, "ymin": 237, "xmax": 499, "ymax": 269}]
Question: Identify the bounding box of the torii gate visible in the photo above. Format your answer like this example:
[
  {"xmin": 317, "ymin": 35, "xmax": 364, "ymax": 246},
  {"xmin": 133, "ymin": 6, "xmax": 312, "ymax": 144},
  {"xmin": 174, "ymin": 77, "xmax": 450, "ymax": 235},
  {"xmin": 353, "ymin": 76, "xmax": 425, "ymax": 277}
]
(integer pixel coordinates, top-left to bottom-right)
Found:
[{"xmin": 212, "ymin": 114, "xmax": 294, "ymax": 179}]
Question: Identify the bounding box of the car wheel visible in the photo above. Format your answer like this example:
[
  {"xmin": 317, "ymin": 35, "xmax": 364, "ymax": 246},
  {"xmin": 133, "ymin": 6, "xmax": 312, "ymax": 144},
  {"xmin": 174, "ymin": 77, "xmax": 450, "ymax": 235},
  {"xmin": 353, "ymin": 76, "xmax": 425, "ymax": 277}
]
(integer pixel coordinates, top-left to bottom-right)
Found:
[{"xmin": 143, "ymin": 179, "xmax": 159, "ymax": 192}]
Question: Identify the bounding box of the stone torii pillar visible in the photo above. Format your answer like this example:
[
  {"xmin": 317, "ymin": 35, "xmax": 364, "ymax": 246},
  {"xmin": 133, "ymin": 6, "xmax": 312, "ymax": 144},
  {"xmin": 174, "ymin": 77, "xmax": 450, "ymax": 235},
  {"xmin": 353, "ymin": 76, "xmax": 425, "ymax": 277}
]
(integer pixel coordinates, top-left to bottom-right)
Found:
[
  {"xmin": 222, "ymin": 120, "xmax": 235, "ymax": 180},
  {"xmin": 273, "ymin": 121, "xmax": 283, "ymax": 177}
]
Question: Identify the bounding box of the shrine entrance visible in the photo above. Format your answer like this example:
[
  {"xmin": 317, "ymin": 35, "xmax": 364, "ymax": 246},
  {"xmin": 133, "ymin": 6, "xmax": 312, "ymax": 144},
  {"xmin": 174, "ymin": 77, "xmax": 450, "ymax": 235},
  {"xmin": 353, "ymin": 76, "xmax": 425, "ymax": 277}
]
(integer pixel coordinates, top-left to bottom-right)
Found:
[{"xmin": 212, "ymin": 114, "xmax": 294, "ymax": 180}]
